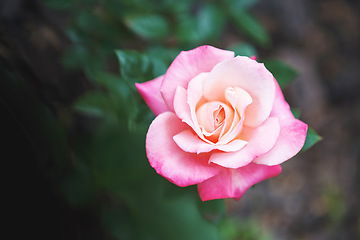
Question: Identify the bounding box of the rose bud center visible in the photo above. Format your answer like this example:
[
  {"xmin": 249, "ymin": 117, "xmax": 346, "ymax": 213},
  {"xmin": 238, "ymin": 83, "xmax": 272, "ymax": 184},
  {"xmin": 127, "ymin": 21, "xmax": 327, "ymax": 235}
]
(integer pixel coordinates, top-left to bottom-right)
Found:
[{"xmin": 213, "ymin": 105, "xmax": 225, "ymax": 129}]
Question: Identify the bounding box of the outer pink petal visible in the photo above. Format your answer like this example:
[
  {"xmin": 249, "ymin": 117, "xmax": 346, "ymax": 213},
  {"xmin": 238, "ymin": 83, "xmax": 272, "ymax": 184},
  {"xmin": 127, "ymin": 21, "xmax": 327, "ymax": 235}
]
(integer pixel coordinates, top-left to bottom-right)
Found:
[
  {"xmin": 160, "ymin": 45, "xmax": 234, "ymax": 111},
  {"xmin": 173, "ymin": 129, "xmax": 247, "ymax": 154},
  {"xmin": 253, "ymin": 79, "xmax": 308, "ymax": 165},
  {"xmin": 135, "ymin": 75, "xmax": 168, "ymax": 116},
  {"xmin": 203, "ymin": 56, "xmax": 275, "ymax": 127},
  {"xmin": 197, "ymin": 163, "xmax": 282, "ymax": 201},
  {"xmin": 146, "ymin": 112, "xmax": 221, "ymax": 187},
  {"xmin": 209, "ymin": 117, "xmax": 280, "ymax": 169}
]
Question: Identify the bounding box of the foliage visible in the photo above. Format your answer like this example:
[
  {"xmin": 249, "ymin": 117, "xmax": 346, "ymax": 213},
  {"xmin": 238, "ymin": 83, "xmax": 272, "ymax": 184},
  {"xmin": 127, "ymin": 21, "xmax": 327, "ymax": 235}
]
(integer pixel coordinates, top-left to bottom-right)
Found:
[
  {"xmin": 33, "ymin": 0, "xmax": 323, "ymax": 239},
  {"xmin": 301, "ymin": 127, "xmax": 322, "ymax": 152},
  {"xmin": 264, "ymin": 60, "xmax": 299, "ymax": 89},
  {"xmin": 220, "ymin": 218, "xmax": 274, "ymax": 240}
]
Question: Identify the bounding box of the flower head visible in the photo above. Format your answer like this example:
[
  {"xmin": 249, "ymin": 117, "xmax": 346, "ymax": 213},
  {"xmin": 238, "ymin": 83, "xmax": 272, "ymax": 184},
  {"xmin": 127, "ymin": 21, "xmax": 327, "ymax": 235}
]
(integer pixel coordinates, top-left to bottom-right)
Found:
[{"xmin": 136, "ymin": 45, "xmax": 307, "ymax": 201}]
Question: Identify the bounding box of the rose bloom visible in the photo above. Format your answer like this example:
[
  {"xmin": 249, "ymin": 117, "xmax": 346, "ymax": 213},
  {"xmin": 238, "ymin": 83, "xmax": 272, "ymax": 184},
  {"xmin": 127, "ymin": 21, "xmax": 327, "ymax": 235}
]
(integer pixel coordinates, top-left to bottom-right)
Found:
[{"xmin": 136, "ymin": 45, "xmax": 307, "ymax": 201}]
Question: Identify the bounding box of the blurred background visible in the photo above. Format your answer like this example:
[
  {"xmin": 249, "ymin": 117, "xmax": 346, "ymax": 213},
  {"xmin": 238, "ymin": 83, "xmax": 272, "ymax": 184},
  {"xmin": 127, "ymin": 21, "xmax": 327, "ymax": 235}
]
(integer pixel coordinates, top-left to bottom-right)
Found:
[{"xmin": 1, "ymin": 0, "xmax": 359, "ymax": 239}]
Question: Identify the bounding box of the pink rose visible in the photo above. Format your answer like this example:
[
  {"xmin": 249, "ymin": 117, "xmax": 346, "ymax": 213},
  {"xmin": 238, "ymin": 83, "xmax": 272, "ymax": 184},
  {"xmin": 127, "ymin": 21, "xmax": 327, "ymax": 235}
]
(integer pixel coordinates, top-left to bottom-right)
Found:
[{"xmin": 136, "ymin": 45, "xmax": 308, "ymax": 201}]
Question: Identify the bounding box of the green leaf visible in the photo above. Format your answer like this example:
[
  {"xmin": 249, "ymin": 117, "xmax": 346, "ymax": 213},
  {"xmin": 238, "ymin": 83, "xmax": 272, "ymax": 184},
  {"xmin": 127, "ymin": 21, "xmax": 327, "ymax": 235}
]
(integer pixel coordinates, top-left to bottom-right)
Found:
[
  {"xmin": 222, "ymin": 0, "xmax": 259, "ymax": 10},
  {"xmin": 197, "ymin": 198, "xmax": 225, "ymax": 224},
  {"xmin": 74, "ymin": 90, "xmax": 133, "ymax": 123},
  {"xmin": 121, "ymin": 192, "xmax": 222, "ymax": 240},
  {"xmin": 74, "ymin": 91, "xmax": 116, "ymax": 118},
  {"xmin": 146, "ymin": 46, "xmax": 180, "ymax": 71},
  {"xmin": 229, "ymin": 42, "xmax": 257, "ymax": 57},
  {"xmin": 115, "ymin": 49, "xmax": 155, "ymax": 83},
  {"xmin": 301, "ymin": 127, "xmax": 322, "ymax": 152},
  {"xmin": 220, "ymin": 218, "xmax": 274, "ymax": 240},
  {"xmin": 91, "ymin": 71, "xmax": 133, "ymax": 96},
  {"xmin": 176, "ymin": 4, "xmax": 225, "ymax": 45},
  {"xmin": 229, "ymin": 10, "xmax": 270, "ymax": 47},
  {"xmin": 176, "ymin": 14, "xmax": 200, "ymax": 45},
  {"xmin": 115, "ymin": 50, "xmax": 165, "ymax": 129},
  {"xmin": 291, "ymin": 108, "xmax": 301, "ymax": 119},
  {"xmin": 264, "ymin": 60, "xmax": 298, "ymax": 89},
  {"xmin": 196, "ymin": 4, "xmax": 225, "ymax": 42},
  {"xmin": 160, "ymin": 0, "xmax": 192, "ymax": 13},
  {"xmin": 74, "ymin": 123, "xmax": 222, "ymax": 240},
  {"xmin": 124, "ymin": 14, "xmax": 169, "ymax": 40},
  {"xmin": 150, "ymin": 57, "xmax": 168, "ymax": 77}
]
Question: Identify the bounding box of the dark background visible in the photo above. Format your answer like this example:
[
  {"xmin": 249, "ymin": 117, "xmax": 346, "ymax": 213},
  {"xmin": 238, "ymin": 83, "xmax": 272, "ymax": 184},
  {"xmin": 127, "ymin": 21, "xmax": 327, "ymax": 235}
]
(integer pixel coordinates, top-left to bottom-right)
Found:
[{"xmin": 231, "ymin": 0, "xmax": 360, "ymax": 239}]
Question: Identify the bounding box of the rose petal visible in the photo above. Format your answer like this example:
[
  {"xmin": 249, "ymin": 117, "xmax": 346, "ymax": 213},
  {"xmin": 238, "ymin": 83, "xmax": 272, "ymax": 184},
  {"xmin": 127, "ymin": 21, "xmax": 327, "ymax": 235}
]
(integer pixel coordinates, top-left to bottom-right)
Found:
[
  {"xmin": 197, "ymin": 163, "xmax": 282, "ymax": 201},
  {"xmin": 203, "ymin": 56, "xmax": 275, "ymax": 127},
  {"xmin": 196, "ymin": 101, "xmax": 234, "ymax": 142},
  {"xmin": 173, "ymin": 86, "xmax": 196, "ymax": 129},
  {"xmin": 216, "ymin": 139, "xmax": 248, "ymax": 152},
  {"xmin": 173, "ymin": 86, "xmax": 207, "ymax": 140},
  {"xmin": 218, "ymin": 87, "xmax": 253, "ymax": 144},
  {"xmin": 174, "ymin": 73, "xmax": 221, "ymax": 145},
  {"xmin": 135, "ymin": 75, "xmax": 168, "ymax": 116},
  {"xmin": 146, "ymin": 112, "xmax": 221, "ymax": 187},
  {"xmin": 270, "ymin": 78, "xmax": 300, "ymax": 121},
  {"xmin": 161, "ymin": 45, "xmax": 234, "ymax": 111},
  {"xmin": 209, "ymin": 117, "xmax": 280, "ymax": 169},
  {"xmin": 253, "ymin": 79, "xmax": 308, "ymax": 165},
  {"xmin": 173, "ymin": 129, "xmax": 248, "ymax": 154},
  {"xmin": 187, "ymin": 73, "xmax": 211, "ymax": 139}
]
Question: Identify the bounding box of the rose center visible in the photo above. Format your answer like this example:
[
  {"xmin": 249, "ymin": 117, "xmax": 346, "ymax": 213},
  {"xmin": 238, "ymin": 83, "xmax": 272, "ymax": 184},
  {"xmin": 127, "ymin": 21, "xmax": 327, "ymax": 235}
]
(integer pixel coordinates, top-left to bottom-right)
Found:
[
  {"xmin": 194, "ymin": 85, "xmax": 253, "ymax": 144},
  {"xmin": 195, "ymin": 100, "xmax": 235, "ymax": 144},
  {"xmin": 213, "ymin": 106, "xmax": 225, "ymax": 129}
]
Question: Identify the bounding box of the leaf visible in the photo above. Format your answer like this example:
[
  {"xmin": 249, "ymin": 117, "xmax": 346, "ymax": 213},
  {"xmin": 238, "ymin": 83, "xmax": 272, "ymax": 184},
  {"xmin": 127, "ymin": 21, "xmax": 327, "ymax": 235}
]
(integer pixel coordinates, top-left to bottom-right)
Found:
[
  {"xmin": 150, "ymin": 57, "xmax": 168, "ymax": 77},
  {"xmin": 146, "ymin": 46, "xmax": 180, "ymax": 73},
  {"xmin": 291, "ymin": 108, "xmax": 301, "ymax": 119},
  {"xmin": 176, "ymin": 14, "xmax": 200, "ymax": 45},
  {"xmin": 301, "ymin": 127, "xmax": 322, "ymax": 152},
  {"xmin": 120, "ymin": 192, "xmax": 222, "ymax": 240},
  {"xmin": 74, "ymin": 91, "xmax": 115, "ymax": 118},
  {"xmin": 229, "ymin": 42, "xmax": 257, "ymax": 57},
  {"xmin": 220, "ymin": 218, "xmax": 273, "ymax": 240},
  {"xmin": 75, "ymin": 122, "xmax": 222, "ymax": 240},
  {"xmin": 115, "ymin": 49, "xmax": 168, "ymax": 129},
  {"xmin": 146, "ymin": 46, "xmax": 180, "ymax": 64},
  {"xmin": 124, "ymin": 14, "xmax": 169, "ymax": 40},
  {"xmin": 229, "ymin": 10, "xmax": 270, "ymax": 47},
  {"xmin": 197, "ymin": 198, "xmax": 225, "ymax": 224},
  {"xmin": 264, "ymin": 60, "xmax": 298, "ymax": 89},
  {"xmin": 115, "ymin": 49, "xmax": 154, "ymax": 83},
  {"xmin": 74, "ymin": 90, "xmax": 133, "ymax": 123},
  {"xmin": 176, "ymin": 4, "xmax": 225, "ymax": 45},
  {"xmin": 160, "ymin": 0, "xmax": 192, "ymax": 13},
  {"xmin": 222, "ymin": 0, "xmax": 259, "ymax": 10},
  {"xmin": 91, "ymin": 71, "xmax": 133, "ymax": 96},
  {"xmin": 196, "ymin": 4, "xmax": 225, "ymax": 42}
]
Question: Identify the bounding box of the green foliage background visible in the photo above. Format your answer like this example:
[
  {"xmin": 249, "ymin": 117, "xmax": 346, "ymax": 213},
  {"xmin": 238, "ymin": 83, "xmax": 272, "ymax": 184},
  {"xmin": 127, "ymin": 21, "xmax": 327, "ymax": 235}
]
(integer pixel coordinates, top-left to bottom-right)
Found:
[{"xmin": 4, "ymin": 0, "xmax": 320, "ymax": 239}]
